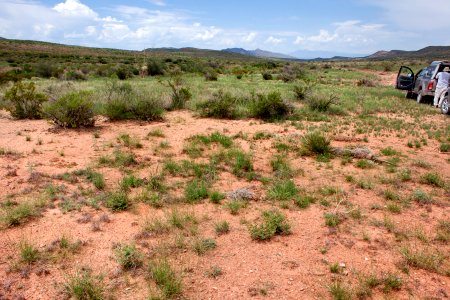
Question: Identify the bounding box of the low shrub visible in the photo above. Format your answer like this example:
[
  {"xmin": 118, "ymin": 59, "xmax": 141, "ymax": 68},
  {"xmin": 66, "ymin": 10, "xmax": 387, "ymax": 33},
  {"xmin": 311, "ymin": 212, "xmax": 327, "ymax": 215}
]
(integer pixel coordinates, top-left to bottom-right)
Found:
[
  {"xmin": 167, "ymin": 76, "xmax": 192, "ymax": 110},
  {"xmin": 3, "ymin": 81, "xmax": 47, "ymax": 119},
  {"xmin": 105, "ymin": 191, "xmax": 130, "ymax": 211},
  {"xmin": 250, "ymin": 210, "xmax": 291, "ymax": 241},
  {"xmin": 301, "ymin": 132, "xmax": 331, "ymax": 156},
  {"xmin": 293, "ymin": 82, "xmax": 312, "ymax": 101},
  {"xmin": 65, "ymin": 269, "xmax": 104, "ymax": 300},
  {"xmin": 114, "ymin": 244, "xmax": 143, "ymax": 270},
  {"xmin": 196, "ymin": 90, "xmax": 239, "ymax": 119},
  {"xmin": 44, "ymin": 91, "xmax": 95, "ymax": 128},
  {"xmin": 262, "ymin": 72, "xmax": 273, "ymax": 80},
  {"xmin": 249, "ymin": 91, "xmax": 292, "ymax": 121},
  {"xmin": 306, "ymin": 93, "xmax": 339, "ymax": 112},
  {"xmin": 149, "ymin": 259, "xmax": 182, "ymax": 298},
  {"xmin": 204, "ymin": 69, "xmax": 218, "ymax": 81}
]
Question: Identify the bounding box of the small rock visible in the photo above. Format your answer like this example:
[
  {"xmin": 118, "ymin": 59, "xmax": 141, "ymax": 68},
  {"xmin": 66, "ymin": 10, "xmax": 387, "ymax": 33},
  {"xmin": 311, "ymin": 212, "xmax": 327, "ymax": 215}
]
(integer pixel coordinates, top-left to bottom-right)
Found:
[{"xmin": 339, "ymin": 263, "xmax": 346, "ymax": 268}]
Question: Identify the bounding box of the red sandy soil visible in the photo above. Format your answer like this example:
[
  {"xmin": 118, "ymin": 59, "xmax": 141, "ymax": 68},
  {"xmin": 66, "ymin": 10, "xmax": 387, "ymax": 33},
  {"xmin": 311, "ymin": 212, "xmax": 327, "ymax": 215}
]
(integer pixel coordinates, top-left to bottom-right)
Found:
[{"xmin": 0, "ymin": 90, "xmax": 449, "ymax": 300}]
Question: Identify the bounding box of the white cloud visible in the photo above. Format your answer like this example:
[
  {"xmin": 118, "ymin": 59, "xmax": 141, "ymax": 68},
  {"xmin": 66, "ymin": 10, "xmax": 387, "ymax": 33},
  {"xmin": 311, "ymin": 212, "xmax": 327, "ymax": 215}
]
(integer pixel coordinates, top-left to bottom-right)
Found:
[
  {"xmin": 53, "ymin": 0, "xmax": 97, "ymax": 18},
  {"xmin": 265, "ymin": 36, "xmax": 283, "ymax": 45},
  {"xmin": 365, "ymin": 0, "xmax": 450, "ymax": 31},
  {"xmin": 147, "ymin": 0, "xmax": 166, "ymax": 6},
  {"xmin": 242, "ymin": 32, "xmax": 257, "ymax": 43}
]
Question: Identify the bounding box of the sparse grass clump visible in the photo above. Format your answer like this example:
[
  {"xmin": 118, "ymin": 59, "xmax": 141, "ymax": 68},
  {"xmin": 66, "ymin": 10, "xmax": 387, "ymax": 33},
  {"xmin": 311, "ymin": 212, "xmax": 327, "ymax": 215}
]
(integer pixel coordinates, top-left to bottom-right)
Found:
[
  {"xmin": 356, "ymin": 159, "xmax": 376, "ymax": 169},
  {"xmin": 20, "ymin": 240, "xmax": 39, "ymax": 264},
  {"xmin": 65, "ymin": 269, "xmax": 104, "ymax": 300},
  {"xmin": 420, "ymin": 172, "xmax": 445, "ymax": 188},
  {"xmin": 105, "ymin": 191, "xmax": 130, "ymax": 211},
  {"xmin": 185, "ymin": 180, "xmax": 209, "ymax": 203},
  {"xmin": 120, "ymin": 174, "xmax": 144, "ymax": 191},
  {"xmin": 209, "ymin": 191, "xmax": 225, "ymax": 204},
  {"xmin": 224, "ymin": 149, "xmax": 255, "ymax": 179},
  {"xmin": 324, "ymin": 213, "xmax": 341, "ymax": 227},
  {"xmin": 204, "ymin": 265, "xmax": 223, "ymax": 278},
  {"xmin": 225, "ymin": 199, "xmax": 247, "ymax": 215},
  {"xmin": 192, "ymin": 238, "xmax": 217, "ymax": 255},
  {"xmin": 400, "ymin": 246, "xmax": 446, "ymax": 274},
  {"xmin": 301, "ymin": 132, "xmax": 331, "ymax": 156},
  {"xmin": 44, "ymin": 91, "xmax": 95, "ymax": 128},
  {"xmin": 267, "ymin": 180, "xmax": 298, "ymax": 201},
  {"xmin": 114, "ymin": 244, "xmax": 144, "ymax": 270},
  {"xmin": 329, "ymin": 281, "xmax": 351, "ymax": 300},
  {"xmin": 249, "ymin": 210, "xmax": 291, "ymax": 241},
  {"xmin": 1, "ymin": 202, "xmax": 36, "ymax": 227},
  {"xmin": 99, "ymin": 150, "xmax": 137, "ymax": 168},
  {"xmin": 74, "ymin": 169, "xmax": 105, "ymax": 190},
  {"xmin": 440, "ymin": 143, "xmax": 450, "ymax": 152},
  {"xmin": 148, "ymin": 259, "xmax": 182, "ymax": 298},
  {"xmin": 294, "ymin": 194, "xmax": 316, "ymax": 209},
  {"xmin": 271, "ymin": 155, "xmax": 295, "ymax": 179},
  {"xmin": 306, "ymin": 93, "xmax": 339, "ymax": 112},
  {"xmin": 118, "ymin": 133, "xmax": 142, "ymax": 149},
  {"xmin": 412, "ymin": 189, "xmax": 433, "ymax": 205},
  {"xmin": 214, "ymin": 221, "xmax": 230, "ymax": 235}
]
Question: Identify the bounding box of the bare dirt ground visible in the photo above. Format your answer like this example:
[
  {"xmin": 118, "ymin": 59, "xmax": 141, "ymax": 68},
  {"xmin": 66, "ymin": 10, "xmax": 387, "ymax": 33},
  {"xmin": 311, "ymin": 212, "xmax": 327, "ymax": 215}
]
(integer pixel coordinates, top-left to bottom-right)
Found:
[{"xmin": 0, "ymin": 79, "xmax": 449, "ymax": 299}]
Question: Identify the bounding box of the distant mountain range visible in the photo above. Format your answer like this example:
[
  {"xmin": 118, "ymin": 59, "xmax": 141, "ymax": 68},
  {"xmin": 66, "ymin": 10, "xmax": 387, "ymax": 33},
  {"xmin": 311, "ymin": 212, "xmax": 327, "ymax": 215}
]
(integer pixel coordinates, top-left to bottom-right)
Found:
[
  {"xmin": 367, "ymin": 46, "xmax": 450, "ymax": 59},
  {"xmin": 222, "ymin": 48, "xmax": 296, "ymax": 59},
  {"xmin": 1, "ymin": 37, "xmax": 449, "ymax": 61}
]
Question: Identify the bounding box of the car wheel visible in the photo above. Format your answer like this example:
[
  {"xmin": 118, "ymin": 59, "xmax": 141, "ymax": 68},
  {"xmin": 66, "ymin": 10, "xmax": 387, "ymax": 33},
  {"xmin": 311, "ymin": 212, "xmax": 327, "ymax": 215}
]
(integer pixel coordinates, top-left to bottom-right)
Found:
[
  {"xmin": 406, "ymin": 91, "xmax": 414, "ymax": 99},
  {"xmin": 441, "ymin": 95, "xmax": 450, "ymax": 115},
  {"xmin": 416, "ymin": 92, "xmax": 423, "ymax": 103}
]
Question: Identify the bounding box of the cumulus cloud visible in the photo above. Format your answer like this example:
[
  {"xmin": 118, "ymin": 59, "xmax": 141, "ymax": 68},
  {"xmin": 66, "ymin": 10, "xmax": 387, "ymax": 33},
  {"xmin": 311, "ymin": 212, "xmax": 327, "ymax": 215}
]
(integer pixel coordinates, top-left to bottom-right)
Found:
[
  {"xmin": 265, "ymin": 36, "xmax": 283, "ymax": 45},
  {"xmin": 53, "ymin": 0, "xmax": 97, "ymax": 18}
]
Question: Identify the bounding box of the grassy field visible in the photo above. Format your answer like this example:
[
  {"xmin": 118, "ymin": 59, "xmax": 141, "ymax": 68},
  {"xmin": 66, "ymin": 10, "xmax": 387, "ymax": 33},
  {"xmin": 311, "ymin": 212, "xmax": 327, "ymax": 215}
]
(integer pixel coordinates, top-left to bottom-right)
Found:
[{"xmin": 0, "ymin": 41, "xmax": 449, "ymax": 300}]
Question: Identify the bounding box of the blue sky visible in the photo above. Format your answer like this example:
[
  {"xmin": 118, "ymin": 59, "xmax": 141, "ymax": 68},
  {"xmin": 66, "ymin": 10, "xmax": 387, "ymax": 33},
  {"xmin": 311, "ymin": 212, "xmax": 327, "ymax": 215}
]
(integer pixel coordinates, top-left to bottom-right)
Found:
[{"xmin": 1, "ymin": 0, "xmax": 450, "ymax": 58}]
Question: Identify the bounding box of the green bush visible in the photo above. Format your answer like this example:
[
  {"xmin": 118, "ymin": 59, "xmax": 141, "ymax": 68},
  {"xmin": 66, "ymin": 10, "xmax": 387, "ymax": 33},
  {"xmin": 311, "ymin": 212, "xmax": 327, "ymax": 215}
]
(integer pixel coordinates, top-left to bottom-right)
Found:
[
  {"xmin": 301, "ymin": 132, "xmax": 331, "ymax": 156},
  {"xmin": 262, "ymin": 72, "xmax": 273, "ymax": 80},
  {"xmin": 3, "ymin": 81, "xmax": 47, "ymax": 119},
  {"xmin": 293, "ymin": 82, "xmax": 312, "ymax": 101},
  {"xmin": 204, "ymin": 69, "xmax": 218, "ymax": 81},
  {"xmin": 65, "ymin": 269, "xmax": 104, "ymax": 300},
  {"xmin": 196, "ymin": 90, "xmax": 239, "ymax": 119},
  {"xmin": 250, "ymin": 210, "xmax": 291, "ymax": 241},
  {"xmin": 250, "ymin": 91, "xmax": 292, "ymax": 121},
  {"xmin": 114, "ymin": 244, "xmax": 143, "ymax": 270},
  {"xmin": 306, "ymin": 93, "xmax": 339, "ymax": 112},
  {"xmin": 104, "ymin": 84, "xmax": 164, "ymax": 121},
  {"xmin": 147, "ymin": 59, "xmax": 166, "ymax": 76},
  {"xmin": 149, "ymin": 259, "xmax": 182, "ymax": 298},
  {"xmin": 44, "ymin": 91, "xmax": 95, "ymax": 128},
  {"xmin": 105, "ymin": 192, "xmax": 130, "ymax": 211},
  {"xmin": 167, "ymin": 76, "xmax": 192, "ymax": 110}
]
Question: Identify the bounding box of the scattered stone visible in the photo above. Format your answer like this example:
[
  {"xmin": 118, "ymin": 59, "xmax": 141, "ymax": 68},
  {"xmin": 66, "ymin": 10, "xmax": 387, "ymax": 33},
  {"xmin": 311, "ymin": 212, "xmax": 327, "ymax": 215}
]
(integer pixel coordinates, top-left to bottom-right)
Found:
[{"xmin": 227, "ymin": 188, "xmax": 255, "ymax": 201}]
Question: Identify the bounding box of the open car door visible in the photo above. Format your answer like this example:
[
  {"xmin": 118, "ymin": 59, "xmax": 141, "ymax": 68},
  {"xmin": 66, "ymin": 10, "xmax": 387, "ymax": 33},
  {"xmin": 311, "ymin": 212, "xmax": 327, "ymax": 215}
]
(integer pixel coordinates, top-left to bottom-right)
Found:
[{"xmin": 396, "ymin": 66, "xmax": 415, "ymax": 90}]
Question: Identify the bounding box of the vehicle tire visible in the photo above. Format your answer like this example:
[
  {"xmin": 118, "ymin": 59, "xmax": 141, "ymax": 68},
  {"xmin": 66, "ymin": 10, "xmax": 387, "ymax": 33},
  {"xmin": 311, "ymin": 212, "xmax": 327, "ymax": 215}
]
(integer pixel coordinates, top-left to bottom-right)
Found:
[
  {"xmin": 441, "ymin": 95, "xmax": 450, "ymax": 115},
  {"xmin": 416, "ymin": 92, "xmax": 423, "ymax": 103},
  {"xmin": 406, "ymin": 91, "xmax": 414, "ymax": 99}
]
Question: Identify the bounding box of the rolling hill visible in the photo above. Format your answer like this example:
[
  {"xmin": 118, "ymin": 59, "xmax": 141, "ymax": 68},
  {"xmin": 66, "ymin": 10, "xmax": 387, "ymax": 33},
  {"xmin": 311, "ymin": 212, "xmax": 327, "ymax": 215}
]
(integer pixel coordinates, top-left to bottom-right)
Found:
[
  {"xmin": 222, "ymin": 48, "xmax": 296, "ymax": 59},
  {"xmin": 367, "ymin": 46, "xmax": 450, "ymax": 59}
]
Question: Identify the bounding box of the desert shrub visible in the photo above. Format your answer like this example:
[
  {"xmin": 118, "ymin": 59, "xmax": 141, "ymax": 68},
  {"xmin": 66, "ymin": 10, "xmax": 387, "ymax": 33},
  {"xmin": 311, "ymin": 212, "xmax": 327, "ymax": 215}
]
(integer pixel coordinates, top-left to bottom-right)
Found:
[
  {"xmin": 3, "ymin": 81, "xmax": 47, "ymax": 119},
  {"xmin": 167, "ymin": 76, "xmax": 192, "ymax": 110},
  {"xmin": 249, "ymin": 91, "xmax": 292, "ymax": 121},
  {"xmin": 262, "ymin": 72, "xmax": 273, "ymax": 80},
  {"xmin": 420, "ymin": 173, "xmax": 445, "ymax": 188},
  {"xmin": 35, "ymin": 63, "xmax": 62, "ymax": 78},
  {"xmin": 149, "ymin": 259, "xmax": 182, "ymax": 298},
  {"xmin": 250, "ymin": 210, "xmax": 291, "ymax": 240},
  {"xmin": 43, "ymin": 91, "xmax": 95, "ymax": 128},
  {"xmin": 147, "ymin": 59, "xmax": 166, "ymax": 76},
  {"xmin": 65, "ymin": 269, "xmax": 104, "ymax": 300},
  {"xmin": 185, "ymin": 179, "xmax": 209, "ymax": 203},
  {"xmin": 105, "ymin": 191, "xmax": 130, "ymax": 211},
  {"xmin": 114, "ymin": 244, "xmax": 143, "ymax": 270},
  {"xmin": 357, "ymin": 79, "xmax": 376, "ymax": 87},
  {"xmin": 20, "ymin": 240, "xmax": 39, "ymax": 264},
  {"xmin": 192, "ymin": 238, "xmax": 217, "ymax": 255},
  {"xmin": 204, "ymin": 69, "xmax": 218, "ymax": 81},
  {"xmin": 279, "ymin": 64, "xmax": 306, "ymax": 82},
  {"xmin": 104, "ymin": 83, "xmax": 164, "ymax": 121},
  {"xmin": 196, "ymin": 90, "xmax": 239, "ymax": 119},
  {"xmin": 306, "ymin": 93, "xmax": 339, "ymax": 112},
  {"xmin": 65, "ymin": 70, "xmax": 87, "ymax": 81},
  {"xmin": 115, "ymin": 66, "xmax": 132, "ymax": 80},
  {"xmin": 293, "ymin": 82, "xmax": 312, "ymax": 101},
  {"xmin": 267, "ymin": 180, "xmax": 299, "ymax": 201},
  {"xmin": 301, "ymin": 132, "xmax": 331, "ymax": 156}
]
